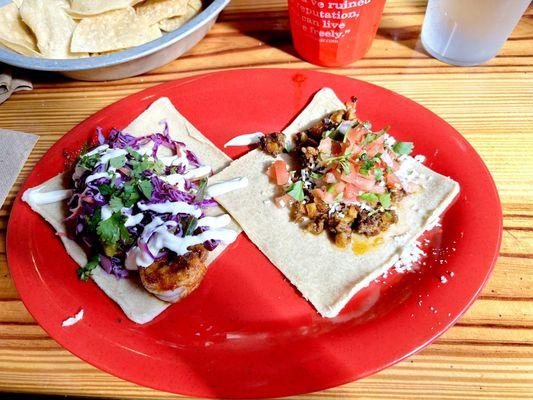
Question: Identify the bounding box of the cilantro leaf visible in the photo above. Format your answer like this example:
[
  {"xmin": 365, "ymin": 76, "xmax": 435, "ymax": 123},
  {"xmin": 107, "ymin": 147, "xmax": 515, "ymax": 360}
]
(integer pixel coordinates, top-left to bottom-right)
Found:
[
  {"xmin": 360, "ymin": 192, "xmax": 378, "ymax": 204},
  {"xmin": 126, "ymin": 147, "xmax": 142, "ymax": 161},
  {"xmin": 109, "ymin": 155, "xmax": 126, "ymax": 169},
  {"xmin": 109, "ymin": 196, "xmax": 124, "ymax": 212},
  {"xmin": 310, "ymin": 172, "xmax": 324, "ymax": 180},
  {"xmin": 121, "ymin": 181, "xmax": 141, "ymax": 207},
  {"xmin": 378, "ymin": 193, "xmax": 391, "ymax": 208},
  {"xmin": 77, "ymin": 255, "xmax": 99, "ymax": 281},
  {"xmin": 286, "ymin": 180, "xmax": 304, "ymax": 202},
  {"xmin": 78, "ymin": 153, "xmax": 100, "ymax": 170},
  {"xmin": 392, "ymin": 141, "xmax": 414, "ymax": 155},
  {"xmin": 152, "ymin": 160, "xmax": 166, "ymax": 175},
  {"xmin": 98, "ymin": 184, "xmax": 114, "ymax": 196},
  {"xmin": 97, "ymin": 212, "xmax": 126, "ymax": 246},
  {"xmin": 137, "ymin": 179, "xmax": 153, "ymax": 200},
  {"xmin": 374, "ymin": 167, "xmax": 383, "ymax": 181}
]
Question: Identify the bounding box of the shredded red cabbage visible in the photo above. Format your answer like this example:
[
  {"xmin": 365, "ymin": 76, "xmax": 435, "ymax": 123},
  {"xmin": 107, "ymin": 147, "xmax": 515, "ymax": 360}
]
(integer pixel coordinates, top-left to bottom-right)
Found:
[{"xmin": 68, "ymin": 127, "xmax": 220, "ymax": 280}]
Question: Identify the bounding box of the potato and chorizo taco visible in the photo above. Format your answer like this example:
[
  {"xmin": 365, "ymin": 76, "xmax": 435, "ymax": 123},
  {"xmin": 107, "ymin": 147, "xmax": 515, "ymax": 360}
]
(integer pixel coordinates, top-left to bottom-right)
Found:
[{"xmin": 211, "ymin": 88, "xmax": 460, "ymax": 318}]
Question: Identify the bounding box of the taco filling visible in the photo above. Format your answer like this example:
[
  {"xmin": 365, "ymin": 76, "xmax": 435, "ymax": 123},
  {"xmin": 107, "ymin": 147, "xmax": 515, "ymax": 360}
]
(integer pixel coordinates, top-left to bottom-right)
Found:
[{"xmin": 260, "ymin": 97, "xmax": 416, "ymax": 248}]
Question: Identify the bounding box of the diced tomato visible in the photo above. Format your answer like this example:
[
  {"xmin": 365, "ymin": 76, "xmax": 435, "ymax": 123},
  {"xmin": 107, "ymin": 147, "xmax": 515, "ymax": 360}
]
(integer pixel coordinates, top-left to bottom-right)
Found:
[
  {"xmin": 267, "ymin": 160, "xmax": 289, "ymax": 185},
  {"xmin": 343, "ymin": 184, "xmax": 359, "ymax": 202},
  {"xmin": 347, "ymin": 127, "xmax": 364, "ymax": 145},
  {"xmin": 341, "ymin": 170, "xmax": 385, "ymax": 194},
  {"xmin": 334, "ymin": 182, "xmax": 345, "ymax": 196},
  {"xmin": 366, "ymin": 135, "xmax": 385, "ymax": 158}
]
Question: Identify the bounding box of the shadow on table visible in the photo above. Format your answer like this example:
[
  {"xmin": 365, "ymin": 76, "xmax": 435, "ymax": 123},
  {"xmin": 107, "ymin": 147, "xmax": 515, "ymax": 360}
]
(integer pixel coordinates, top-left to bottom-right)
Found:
[{"xmin": 376, "ymin": 25, "xmax": 429, "ymax": 56}]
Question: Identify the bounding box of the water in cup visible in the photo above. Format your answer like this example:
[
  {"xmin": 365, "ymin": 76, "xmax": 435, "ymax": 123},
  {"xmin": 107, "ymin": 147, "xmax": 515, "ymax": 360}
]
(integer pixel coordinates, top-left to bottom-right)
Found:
[{"xmin": 421, "ymin": 0, "xmax": 531, "ymax": 66}]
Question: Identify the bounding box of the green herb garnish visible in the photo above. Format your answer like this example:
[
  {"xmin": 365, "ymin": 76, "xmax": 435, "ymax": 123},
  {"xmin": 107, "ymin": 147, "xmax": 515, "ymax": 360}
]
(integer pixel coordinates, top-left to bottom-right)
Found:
[
  {"xmin": 374, "ymin": 167, "xmax": 383, "ymax": 181},
  {"xmin": 324, "ymin": 150, "xmax": 353, "ymax": 175},
  {"xmin": 121, "ymin": 181, "xmax": 141, "ymax": 207},
  {"xmin": 109, "ymin": 155, "xmax": 126, "ymax": 169},
  {"xmin": 138, "ymin": 179, "xmax": 153, "ymax": 199},
  {"xmin": 183, "ymin": 178, "xmax": 208, "ymax": 236},
  {"xmin": 109, "ymin": 196, "xmax": 124, "ymax": 212},
  {"xmin": 77, "ymin": 255, "xmax": 99, "ymax": 281},
  {"xmin": 97, "ymin": 212, "xmax": 130, "ymax": 246},
  {"xmin": 310, "ymin": 172, "xmax": 324, "ymax": 180},
  {"xmin": 287, "ymin": 180, "xmax": 305, "ymax": 202},
  {"xmin": 392, "ymin": 141, "xmax": 414, "ymax": 155},
  {"xmin": 378, "ymin": 193, "xmax": 391, "ymax": 208},
  {"xmin": 360, "ymin": 192, "xmax": 379, "ymax": 204}
]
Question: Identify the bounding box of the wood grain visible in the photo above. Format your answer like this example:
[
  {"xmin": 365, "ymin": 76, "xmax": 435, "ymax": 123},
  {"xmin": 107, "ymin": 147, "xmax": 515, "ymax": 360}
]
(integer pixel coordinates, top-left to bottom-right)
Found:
[{"xmin": 0, "ymin": 0, "xmax": 532, "ymax": 398}]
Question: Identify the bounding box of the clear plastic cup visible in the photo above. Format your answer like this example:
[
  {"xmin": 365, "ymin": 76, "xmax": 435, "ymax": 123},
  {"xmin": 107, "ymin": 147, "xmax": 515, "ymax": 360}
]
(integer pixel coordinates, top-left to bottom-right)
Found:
[{"xmin": 421, "ymin": 0, "xmax": 531, "ymax": 66}]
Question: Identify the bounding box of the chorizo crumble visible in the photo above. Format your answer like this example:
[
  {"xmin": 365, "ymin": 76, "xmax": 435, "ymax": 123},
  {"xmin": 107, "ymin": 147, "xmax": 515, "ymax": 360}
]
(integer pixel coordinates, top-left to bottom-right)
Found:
[{"xmin": 260, "ymin": 97, "xmax": 414, "ymax": 248}]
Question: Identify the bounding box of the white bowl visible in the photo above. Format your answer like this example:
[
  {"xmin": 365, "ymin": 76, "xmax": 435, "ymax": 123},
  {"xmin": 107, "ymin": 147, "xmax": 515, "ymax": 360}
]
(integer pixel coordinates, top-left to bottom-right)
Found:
[{"xmin": 0, "ymin": 0, "xmax": 230, "ymax": 81}]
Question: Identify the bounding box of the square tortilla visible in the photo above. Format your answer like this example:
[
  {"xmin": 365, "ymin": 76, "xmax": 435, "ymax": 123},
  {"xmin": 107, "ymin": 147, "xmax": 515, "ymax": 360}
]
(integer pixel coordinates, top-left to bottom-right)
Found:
[
  {"xmin": 23, "ymin": 97, "xmax": 238, "ymax": 324},
  {"xmin": 210, "ymin": 88, "xmax": 460, "ymax": 318}
]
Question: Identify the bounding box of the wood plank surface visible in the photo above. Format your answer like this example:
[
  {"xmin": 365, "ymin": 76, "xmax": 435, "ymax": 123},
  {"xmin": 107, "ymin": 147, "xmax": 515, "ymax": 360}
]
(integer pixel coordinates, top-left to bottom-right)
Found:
[{"xmin": 0, "ymin": 0, "xmax": 532, "ymax": 398}]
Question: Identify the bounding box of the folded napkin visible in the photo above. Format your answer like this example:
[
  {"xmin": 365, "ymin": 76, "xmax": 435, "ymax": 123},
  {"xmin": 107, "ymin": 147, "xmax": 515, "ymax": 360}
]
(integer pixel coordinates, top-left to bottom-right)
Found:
[
  {"xmin": 0, "ymin": 67, "xmax": 32, "ymax": 105},
  {"xmin": 0, "ymin": 129, "xmax": 38, "ymax": 208}
]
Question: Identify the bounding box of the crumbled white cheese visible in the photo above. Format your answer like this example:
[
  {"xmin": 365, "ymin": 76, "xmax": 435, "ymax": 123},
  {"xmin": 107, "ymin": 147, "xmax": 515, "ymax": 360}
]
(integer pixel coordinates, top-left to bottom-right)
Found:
[
  {"xmin": 62, "ymin": 309, "xmax": 84, "ymax": 327},
  {"xmin": 393, "ymin": 240, "xmax": 426, "ymax": 273},
  {"xmin": 414, "ymin": 154, "xmax": 426, "ymax": 163}
]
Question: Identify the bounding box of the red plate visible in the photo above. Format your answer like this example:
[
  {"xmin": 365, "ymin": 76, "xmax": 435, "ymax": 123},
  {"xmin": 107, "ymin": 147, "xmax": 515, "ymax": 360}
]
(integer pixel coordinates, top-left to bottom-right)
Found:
[{"xmin": 7, "ymin": 69, "xmax": 502, "ymax": 398}]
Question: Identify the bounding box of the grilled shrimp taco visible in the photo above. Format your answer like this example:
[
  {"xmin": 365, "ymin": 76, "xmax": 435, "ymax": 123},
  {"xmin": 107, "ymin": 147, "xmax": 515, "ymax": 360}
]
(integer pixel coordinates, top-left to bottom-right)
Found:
[{"xmin": 22, "ymin": 98, "xmax": 245, "ymax": 324}]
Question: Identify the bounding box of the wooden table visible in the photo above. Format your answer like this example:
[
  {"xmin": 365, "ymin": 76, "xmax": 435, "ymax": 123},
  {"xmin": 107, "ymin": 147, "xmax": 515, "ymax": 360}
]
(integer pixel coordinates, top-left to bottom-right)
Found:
[{"xmin": 0, "ymin": 0, "xmax": 532, "ymax": 398}]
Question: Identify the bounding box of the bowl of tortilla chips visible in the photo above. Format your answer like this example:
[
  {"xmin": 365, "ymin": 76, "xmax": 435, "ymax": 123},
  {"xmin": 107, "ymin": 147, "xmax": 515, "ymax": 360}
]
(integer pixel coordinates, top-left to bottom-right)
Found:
[{"xmin": 0, "ymin": 0, "xmax": 229, "ymax": 81}]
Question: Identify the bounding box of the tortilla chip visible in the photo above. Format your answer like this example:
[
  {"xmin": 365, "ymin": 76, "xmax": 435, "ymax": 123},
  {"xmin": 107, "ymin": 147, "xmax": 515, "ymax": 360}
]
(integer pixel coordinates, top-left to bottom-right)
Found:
[
  {"xmin": 19, "ymin": 0, "xmax": 85, "ymax": 59},
  {"xmin": 159, "ymin": 0, "xmax": 202, "ymax": 32},
  {"xmin": 0, "ymin": 3, "xmax": 40, "ymax": 57},
  {"xmin": 71, "ymin": 7, "xmax": 162, "ymax": 53},
  {"xmin": 11, "ymin": 0, "xmax": 24, "ymax": 8},
  {"xmin": 135, "ymin": 0, "xmax": 188, "ymax": 26},
  {"xmin": 210, "ymin": 89, "xmax": 460, "ymax": 318},
  {"xmin": 23, "ymin": 97, "xmax": 237, "ymax": 324},
  {"xmin": 69, "ymin": 0, "xmax": 143, "ymax": 17}
]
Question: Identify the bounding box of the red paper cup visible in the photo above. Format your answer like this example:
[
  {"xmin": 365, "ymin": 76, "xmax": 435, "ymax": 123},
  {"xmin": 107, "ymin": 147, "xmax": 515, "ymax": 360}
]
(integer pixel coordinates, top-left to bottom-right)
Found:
[{"xmin": 288, "ymin": 0, "xmax": 386, "ymax": 66}]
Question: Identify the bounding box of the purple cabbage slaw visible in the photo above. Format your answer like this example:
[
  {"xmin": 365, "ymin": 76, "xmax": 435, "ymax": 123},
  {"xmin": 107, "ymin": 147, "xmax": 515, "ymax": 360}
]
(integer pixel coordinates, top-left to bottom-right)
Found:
[{"xmin": 67, "ymin": 126, "xmax": 220, "ymax": 280}]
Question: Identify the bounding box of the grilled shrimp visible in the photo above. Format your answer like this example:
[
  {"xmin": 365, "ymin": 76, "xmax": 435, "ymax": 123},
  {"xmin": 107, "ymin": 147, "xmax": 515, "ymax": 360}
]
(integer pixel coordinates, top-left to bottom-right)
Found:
[{"xmin": 139, "ymin": 245, "xmax": 208, "ymax": 302}]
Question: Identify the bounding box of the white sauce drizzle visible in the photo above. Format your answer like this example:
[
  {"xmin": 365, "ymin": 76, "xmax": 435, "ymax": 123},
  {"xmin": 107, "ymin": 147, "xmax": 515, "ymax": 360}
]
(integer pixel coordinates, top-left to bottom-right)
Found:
[
  {"xmin": 100, "ymin": 205, "xmax": 113, "ymax": 221},
  {"xmin": 197, "ymin": 214, "xmax": 231, "ymax": 229},
  {"xmin": 85, "ymin": 171, "xmax": 114, "ymax": 184},
  {"xmin": 140, "ymin": 228, "xmax": 237, "ymax": 266},
  {"xmin": 138, "ymin": 201, "xmax": 201, "ymax": 218},
  {"xmin": 223, "ymin": 132, "xmax": 264, "ymax": 147},
  {"xmin": 84, "ymin": 144, "xmax": 108, "ymax": 157},
  {"xmin": 124, "ymin": 212, "xmax": 144, "ymax": 227},
  {"xmin": 206, "ymin": 177, "xmax": 249, "ymax": 198},
  {"xmin": 160, "ymin": 174, "xmax": 186, "ymax": 190},
  {"xmin": 98, "ymin": 148, "xmax": 128, "ymax": 165},
  {"xmin": 159, "ymin": 152, "xmax": 189, "ymax": 167},
  {"xmin": 22, "ymin": 187, "xmax": 73, "ymax": 206},
  {"xmin": 62, "ymin": 309, "xmax": 84, "ymax": 327},
  {"xmin": 183, "ymin": 165, "xmax": 211, "ymax": 180}
]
